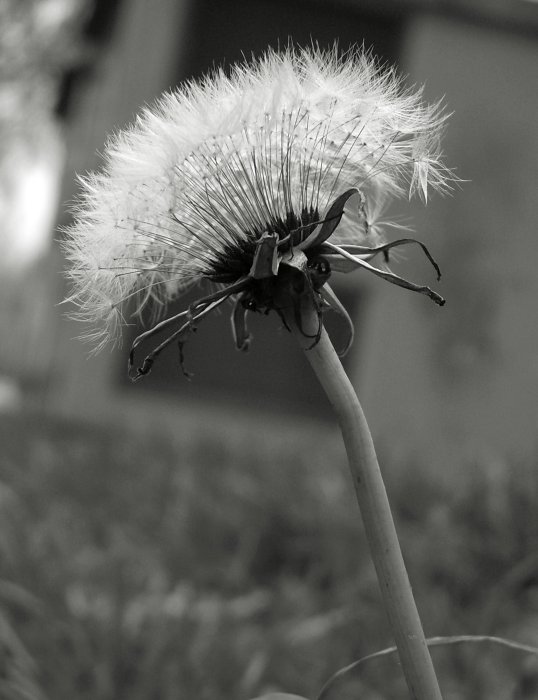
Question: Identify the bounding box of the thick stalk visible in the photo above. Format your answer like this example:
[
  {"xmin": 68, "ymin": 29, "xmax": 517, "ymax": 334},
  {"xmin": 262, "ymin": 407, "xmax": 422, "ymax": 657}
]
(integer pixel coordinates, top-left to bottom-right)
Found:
[{"xmin": 292, "ymin": 308, "xmax": 443, "ymax": 700}]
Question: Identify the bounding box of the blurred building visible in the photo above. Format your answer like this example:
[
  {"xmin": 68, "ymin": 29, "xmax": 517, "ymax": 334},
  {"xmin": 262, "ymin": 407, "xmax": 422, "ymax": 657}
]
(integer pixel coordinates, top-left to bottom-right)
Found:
[{"xmin": 2, "ymin": 0, "xmax": 538, "ymax": 473}]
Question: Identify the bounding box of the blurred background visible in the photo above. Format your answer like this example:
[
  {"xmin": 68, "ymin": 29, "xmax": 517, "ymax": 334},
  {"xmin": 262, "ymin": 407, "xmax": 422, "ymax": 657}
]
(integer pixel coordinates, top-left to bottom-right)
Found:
[{"xmin": 1, "ymin": 0, "xmax": 538, "ymax": 698}]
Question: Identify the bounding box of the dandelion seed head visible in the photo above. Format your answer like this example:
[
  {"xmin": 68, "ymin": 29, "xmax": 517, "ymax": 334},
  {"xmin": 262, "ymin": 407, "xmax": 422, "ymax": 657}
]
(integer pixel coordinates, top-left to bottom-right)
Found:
[{"xmin": 63, "ymin": 45, "xmax": 451, "ymax": 350}]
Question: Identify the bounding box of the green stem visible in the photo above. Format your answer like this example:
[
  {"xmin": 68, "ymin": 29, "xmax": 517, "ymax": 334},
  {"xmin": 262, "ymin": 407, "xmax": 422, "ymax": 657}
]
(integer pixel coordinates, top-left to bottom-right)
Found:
[{"xmin": 292, "ymin": 309, "xmax": 443, "ymax": 700}]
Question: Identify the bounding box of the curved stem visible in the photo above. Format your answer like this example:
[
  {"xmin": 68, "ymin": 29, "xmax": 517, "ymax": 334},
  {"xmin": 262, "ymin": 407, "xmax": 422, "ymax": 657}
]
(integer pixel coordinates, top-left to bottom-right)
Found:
[
  {"xmin": 317, "ymin": 635, "xmax": 538, "ymax": 700},
  {"xmin": 291, "ymin": 306, "xmax": 443, "ymax": 700}
]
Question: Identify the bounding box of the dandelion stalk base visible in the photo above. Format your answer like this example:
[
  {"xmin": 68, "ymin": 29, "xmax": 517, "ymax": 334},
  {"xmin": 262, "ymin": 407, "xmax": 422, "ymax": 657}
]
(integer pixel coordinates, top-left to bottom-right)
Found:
[{"xmin": 291, "ymin": 306, "xmax": 443, "ymax": 700}]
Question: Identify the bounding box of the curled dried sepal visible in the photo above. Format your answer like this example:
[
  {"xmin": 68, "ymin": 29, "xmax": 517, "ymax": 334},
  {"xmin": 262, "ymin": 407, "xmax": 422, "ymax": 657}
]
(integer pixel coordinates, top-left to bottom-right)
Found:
[
  {"xmin": 319, "ymin": 284, "xmax": 355, "ymax": 357},
  {"xmin": 323, "ymin": 239, "xmax": 445, "ymax": 306}
]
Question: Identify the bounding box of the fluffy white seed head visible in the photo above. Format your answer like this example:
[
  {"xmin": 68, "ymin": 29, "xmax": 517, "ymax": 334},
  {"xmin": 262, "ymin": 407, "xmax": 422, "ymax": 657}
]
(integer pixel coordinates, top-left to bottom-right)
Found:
[{"xmin": 63, "ymin": 46, "xmax": 450, "ymax": 348}]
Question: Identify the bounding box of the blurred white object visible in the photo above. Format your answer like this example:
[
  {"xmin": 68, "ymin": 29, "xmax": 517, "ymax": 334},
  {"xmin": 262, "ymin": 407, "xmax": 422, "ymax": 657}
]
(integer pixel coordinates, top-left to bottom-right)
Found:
[
  {"xmin": 0, "ymin": 376, "xmax": 22, "ymax": 412},
  {"xmin": 0, "ymin": 0, "xmax": 87, "ymax": 273},
  {"xmin": 0, "ymin": 128, "xmax": 64, "ymax": 272}
]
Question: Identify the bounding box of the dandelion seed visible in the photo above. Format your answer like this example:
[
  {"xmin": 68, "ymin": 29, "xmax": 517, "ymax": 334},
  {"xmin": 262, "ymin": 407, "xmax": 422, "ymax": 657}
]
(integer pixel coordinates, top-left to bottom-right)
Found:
[{"xmin": 63, "ymin": 45, "xmax": 451, "ymax": 379}]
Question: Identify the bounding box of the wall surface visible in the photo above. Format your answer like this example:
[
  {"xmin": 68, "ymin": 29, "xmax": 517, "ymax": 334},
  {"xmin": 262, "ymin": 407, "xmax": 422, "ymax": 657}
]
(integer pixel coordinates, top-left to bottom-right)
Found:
[{"xmin": 356, "ymin": 14, "xmax": 538, "ymax": 474}]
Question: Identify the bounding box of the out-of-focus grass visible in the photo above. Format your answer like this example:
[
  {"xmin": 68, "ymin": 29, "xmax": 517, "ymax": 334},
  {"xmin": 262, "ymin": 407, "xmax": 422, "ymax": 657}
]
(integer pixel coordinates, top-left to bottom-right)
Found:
[{"xmin": 1, "ymin": 411, "xmax": 537, "ymax": 700}]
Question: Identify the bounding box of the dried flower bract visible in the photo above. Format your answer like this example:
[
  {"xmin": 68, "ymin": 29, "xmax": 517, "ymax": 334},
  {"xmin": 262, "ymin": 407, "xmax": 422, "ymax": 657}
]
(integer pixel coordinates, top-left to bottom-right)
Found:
[{"xmin": 63, "ymin": 46, "xmax": 451, "ymax": 379}]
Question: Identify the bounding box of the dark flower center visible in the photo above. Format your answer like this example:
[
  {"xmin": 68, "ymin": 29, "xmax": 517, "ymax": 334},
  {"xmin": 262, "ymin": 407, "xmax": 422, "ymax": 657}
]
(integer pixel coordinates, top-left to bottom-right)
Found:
[{"xmin": 208, "ymin": 206, "xmax": 320, "ymax": 283}]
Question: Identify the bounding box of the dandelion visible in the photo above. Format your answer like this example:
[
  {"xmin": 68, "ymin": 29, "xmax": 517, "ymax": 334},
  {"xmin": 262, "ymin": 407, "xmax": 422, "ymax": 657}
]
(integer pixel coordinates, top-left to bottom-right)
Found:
[
  {"xmin": 63, "ymin": 46, "xmax": 450, "ymax": 380},
  {"xmin": 64, "ymin": 46, "xmax": 452, "ymax": 700}
]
